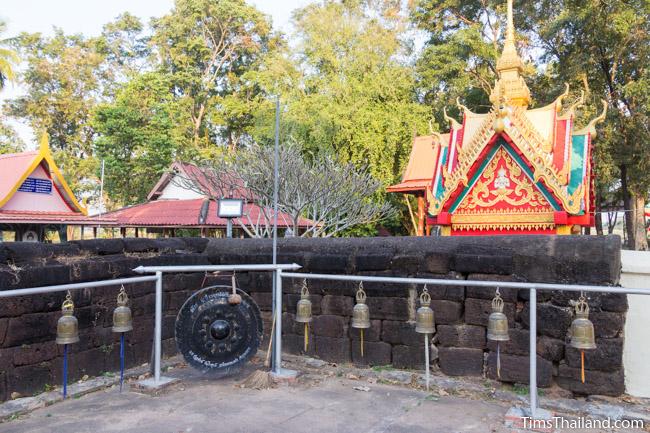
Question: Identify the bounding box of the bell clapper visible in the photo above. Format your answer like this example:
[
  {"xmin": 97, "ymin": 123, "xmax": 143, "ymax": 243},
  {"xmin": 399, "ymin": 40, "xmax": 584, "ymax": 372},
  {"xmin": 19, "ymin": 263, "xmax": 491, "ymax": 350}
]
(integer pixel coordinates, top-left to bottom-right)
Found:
[
  {"xmin": 296, "ymin": 279, "xmax": 313, "ymax": 353},
  {"xmin": 415, "ymin": 286, "xmax": 435, "ymax": 391},
  {"xmin": 56, "ymin": 291, "xmax": 79, "ymax": 399},
  {"xmin": 570, "ymin": 291, "xmax": 596, "ymax": 384},
  {"xmin": 497, "ymin": 342, "xmax": 501, "ymax": 380},
  {"xmin": 63, "ymin": 343, "xmax": 68, "ymax": 398},
  {"xmin": 424, "ymin": 333, "xmax": 430, "ymax": 391},
  {"xmin": 112, "ymin": 285, "xmax": 133, "ymax": 392},
  {"xmin": 351, "ymin": 282, "xmax": 371, "ymax": 358},
  {"xmin": 496, "ymin": 288, "xmax": 501, "ymax": 379},
  {"xmin": 487, "ymin": 288, "xmax": 509, "ymax": 381}
]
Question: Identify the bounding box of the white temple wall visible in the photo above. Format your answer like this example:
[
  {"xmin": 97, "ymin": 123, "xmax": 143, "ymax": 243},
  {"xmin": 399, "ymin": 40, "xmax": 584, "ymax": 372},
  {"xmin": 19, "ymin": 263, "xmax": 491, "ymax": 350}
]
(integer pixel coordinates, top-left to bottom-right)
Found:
[{"xmin": 622, "ymin": 250, "xmax": 650, "ymax": 398}]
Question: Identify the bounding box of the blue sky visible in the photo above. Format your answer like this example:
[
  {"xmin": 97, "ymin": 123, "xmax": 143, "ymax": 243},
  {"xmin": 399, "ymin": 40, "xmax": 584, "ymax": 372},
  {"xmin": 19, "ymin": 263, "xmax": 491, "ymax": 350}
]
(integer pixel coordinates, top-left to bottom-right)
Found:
[{"xmin": 0, "ymin": 0, "xmax": 314, "ymax": 146}]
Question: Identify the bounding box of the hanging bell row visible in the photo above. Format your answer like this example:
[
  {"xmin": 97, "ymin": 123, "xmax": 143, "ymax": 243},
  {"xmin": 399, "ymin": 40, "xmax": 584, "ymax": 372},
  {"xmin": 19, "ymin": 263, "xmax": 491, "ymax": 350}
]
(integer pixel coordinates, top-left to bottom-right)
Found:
[
  {"xmin": 487, "ymin": 289, "xmax": 509, "ymax": 342},
  {"xmin": 56, "ymin": 292, "xmax": 80, "ymax": 345},
  {"xmin": 569, "ymin": 294, "xmax": 596, "ymax": 350},
  {"xmin": 351, "ymin": 282, "xmax": 370, "ymax": 329},
  {"xmin": 415, "ymin": 286, "xmax": 435, "ymax": 334},
  {"xmin": 112, "ymin": 286, "xmax": 133, "ymax": 333}
]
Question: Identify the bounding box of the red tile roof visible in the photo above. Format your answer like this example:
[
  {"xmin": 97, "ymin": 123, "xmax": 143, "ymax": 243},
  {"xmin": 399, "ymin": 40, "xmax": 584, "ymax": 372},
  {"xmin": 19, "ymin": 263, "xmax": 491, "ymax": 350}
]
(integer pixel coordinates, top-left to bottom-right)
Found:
[
  {"xmin": 147, "ymin": 162, "xmax": 251, "ymax": 201},
  {"xmin": 0, "ymin": 151, "xmax": 40, "ymax": 204},
  {"xmin": 101, "ymin": 199, "xmax": 310, "ymax": 228},
  {"xmin": 387, "ymin": 135, "xmax": 445, "ymax": 193},
  {"xmin": 0, "ymin": 210, "xmax": 115, "ymax": 225}
]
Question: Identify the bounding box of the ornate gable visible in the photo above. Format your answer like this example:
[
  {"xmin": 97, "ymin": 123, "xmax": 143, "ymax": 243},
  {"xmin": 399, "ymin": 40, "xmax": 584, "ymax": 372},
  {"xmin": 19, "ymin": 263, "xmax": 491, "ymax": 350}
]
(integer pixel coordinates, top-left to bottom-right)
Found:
[{"xmin": 449, "ymin": 144, "xmax": 556, "ymax": 232}]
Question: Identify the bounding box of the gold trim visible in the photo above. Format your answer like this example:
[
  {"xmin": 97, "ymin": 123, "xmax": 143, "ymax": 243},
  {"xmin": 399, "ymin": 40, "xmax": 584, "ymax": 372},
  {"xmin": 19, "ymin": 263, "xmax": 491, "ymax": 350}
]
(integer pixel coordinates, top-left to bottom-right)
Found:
[
  {"xmin": 456, "ymin": 147, "xmax": 549, "ymax": 210},
  {"xmin": 452, "ymin": 211, "xmax": 555, "ymax": 224},
  {"xmin": 451, "ymin": 222, "xmax": 555, "ymax": 231},
  {"xmin": 0, "ymin": 133, "xmax": 87, "ymax": 214},
  {"xmin": 573, "ymin": 99, "xmax": 607, "ymax": 138}
]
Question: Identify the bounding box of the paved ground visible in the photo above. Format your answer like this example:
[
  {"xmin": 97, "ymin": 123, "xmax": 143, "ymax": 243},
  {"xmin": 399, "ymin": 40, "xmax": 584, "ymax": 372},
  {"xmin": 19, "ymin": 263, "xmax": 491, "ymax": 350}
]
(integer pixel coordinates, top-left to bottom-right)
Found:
[{"xmin": 1, "ymin": 360, "xmax": 646, "ymax": 433}]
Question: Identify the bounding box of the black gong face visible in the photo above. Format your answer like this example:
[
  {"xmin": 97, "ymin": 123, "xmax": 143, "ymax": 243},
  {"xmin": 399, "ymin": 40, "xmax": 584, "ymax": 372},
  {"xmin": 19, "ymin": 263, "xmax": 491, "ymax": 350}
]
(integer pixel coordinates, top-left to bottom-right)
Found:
[{"xmin": 175, "ymin": 286, "xmax": 263, "ymax": 375}]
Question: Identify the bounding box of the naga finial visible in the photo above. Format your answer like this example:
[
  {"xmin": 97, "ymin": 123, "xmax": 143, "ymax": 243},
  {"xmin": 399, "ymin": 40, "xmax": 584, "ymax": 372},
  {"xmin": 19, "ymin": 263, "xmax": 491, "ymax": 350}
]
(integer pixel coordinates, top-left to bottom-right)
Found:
[
  {"xmin": 456, "ymin": 97, "xmax": 471, "ymax": 115},
  {"xmin": 555, "ymin": 83, "xmax": 570, "ymax": 113},
  {"xmin": 443, "ymin": 107, "xmax": 461, "ymax": 130},
  {"xmin": 586, "ymin": 99, "xmax": 608, "ymax": 139}
]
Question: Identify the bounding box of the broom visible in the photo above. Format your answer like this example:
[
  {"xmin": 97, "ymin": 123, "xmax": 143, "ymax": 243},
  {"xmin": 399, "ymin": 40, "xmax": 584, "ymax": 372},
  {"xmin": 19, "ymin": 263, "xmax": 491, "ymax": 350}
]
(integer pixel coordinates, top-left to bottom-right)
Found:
[{"xmin": 241, "ymin": 312, "xmax": 276, "ymax": 389}]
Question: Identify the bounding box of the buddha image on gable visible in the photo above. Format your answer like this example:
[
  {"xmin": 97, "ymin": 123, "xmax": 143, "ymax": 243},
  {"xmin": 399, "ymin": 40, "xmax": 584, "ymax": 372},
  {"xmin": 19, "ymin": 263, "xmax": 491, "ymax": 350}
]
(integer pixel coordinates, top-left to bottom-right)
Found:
[{"xmin": 494, "ymin": 168, "xmax": 511, "ymax": 190}]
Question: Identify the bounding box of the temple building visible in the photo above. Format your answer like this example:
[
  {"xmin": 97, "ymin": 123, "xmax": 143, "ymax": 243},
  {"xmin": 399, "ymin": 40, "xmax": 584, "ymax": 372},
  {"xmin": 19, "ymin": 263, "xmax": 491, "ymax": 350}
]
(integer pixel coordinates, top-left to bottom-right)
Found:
[
  {"xmin": 0, "ymin": 134, "xmax": 114, "ymax": 242},
  {"xmin": 390, "ymin": 0, "xmax": 606, "ymax": 236},
  {"xmin": 101, "ymin": 161, "xmax": 310, "ymax": 238},
  {"xmin": 387, "ymin": 134, "xmax": 446, "ymax": 236}
]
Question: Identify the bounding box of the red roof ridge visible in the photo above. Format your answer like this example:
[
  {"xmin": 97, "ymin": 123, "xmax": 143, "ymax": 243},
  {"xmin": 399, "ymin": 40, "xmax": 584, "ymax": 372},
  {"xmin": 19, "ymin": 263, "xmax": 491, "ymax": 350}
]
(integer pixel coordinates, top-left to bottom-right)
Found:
[{"xmin": 0, "ymin": 151, "xmax": 39, "ymax": 160}]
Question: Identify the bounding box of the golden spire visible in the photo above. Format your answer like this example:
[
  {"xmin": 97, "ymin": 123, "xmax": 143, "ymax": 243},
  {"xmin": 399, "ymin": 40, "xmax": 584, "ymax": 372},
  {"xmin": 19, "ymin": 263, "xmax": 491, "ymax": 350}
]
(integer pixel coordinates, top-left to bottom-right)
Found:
[{"xmin": 490, "ymin": 0, "xmax": 531, "ymax": 108}]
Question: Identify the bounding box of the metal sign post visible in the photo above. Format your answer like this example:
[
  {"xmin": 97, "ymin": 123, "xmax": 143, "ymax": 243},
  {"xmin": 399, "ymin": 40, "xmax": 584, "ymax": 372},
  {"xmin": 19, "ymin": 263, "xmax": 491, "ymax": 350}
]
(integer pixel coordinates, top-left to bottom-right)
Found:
[{"xmin": 217, "ymin": 198, "xmax": 243, "ymax": 238}]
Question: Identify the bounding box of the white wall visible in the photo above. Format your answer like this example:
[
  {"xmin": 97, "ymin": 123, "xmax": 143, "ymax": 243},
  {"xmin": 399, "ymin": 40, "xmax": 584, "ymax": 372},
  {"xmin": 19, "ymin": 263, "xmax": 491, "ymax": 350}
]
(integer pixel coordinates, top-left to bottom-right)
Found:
[
  {"xmin": 158, "ymin": 174, "xmax": 204, "ymax": 200},
  {"xmin": 622, "ymin": 250, "xmax": 650, "ymax": 398}
]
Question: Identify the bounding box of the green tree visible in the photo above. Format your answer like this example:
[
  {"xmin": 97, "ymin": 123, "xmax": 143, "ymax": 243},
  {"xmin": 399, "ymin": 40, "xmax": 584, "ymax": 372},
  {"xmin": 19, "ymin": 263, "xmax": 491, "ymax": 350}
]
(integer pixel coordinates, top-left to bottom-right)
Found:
[
  {"xmin": 4, "ymin": 30, "xmax": 105, "ymax": 195},
  {"xmin": 0, "ymin": 21, "xmax": 19, "ymax": 89},
  {"xmin": 279, "ymin": 1, "xmax": 429, "ymax": 233},
  {"xmin": 0, "ymin": 118, "xmax": 24, "ymax": 153},
  {"xmin": 92, "ymin": 72, "xmax": 190, "ymax": 206},
  {"xmin": 150, "ymin": 0, "xmax": 277, "ymax": 151},
  {"xmin": 532, "ymin": 0, "xmax": 650, "ymax": 249}
]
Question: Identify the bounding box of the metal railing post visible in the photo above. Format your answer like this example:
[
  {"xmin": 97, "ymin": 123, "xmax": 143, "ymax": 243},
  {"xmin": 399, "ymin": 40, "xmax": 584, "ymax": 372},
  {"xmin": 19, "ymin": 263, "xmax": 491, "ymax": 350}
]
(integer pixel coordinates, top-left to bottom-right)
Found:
[
  {"xmin": 154, "ymin": 271, "xmax": 163, "ymax": 383},
  {"xmin": 273, "ymin": 269, "xmax": 283, "ymax": 373},
  {"xmin": 529, "ymin": 287, "xmax": 537, "ymax": 418}
]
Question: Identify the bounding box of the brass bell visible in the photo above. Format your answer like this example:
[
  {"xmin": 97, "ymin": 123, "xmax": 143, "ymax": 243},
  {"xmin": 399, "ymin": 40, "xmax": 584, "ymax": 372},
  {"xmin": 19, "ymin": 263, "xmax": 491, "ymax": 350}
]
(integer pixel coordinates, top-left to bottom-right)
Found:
[
  {"xmin": 351, "ymin": 282, "xmax": 370, "ymax": 329},
  {"xmin": 415, "ymin": 286, "xmax": 435, "ymax": 334},
  {"xmin": 295, "ymin": 279, "xmax": 312, "ymax": 352},
  {"xmin": 56, "ymin": 292, "xmax": 80, "ymax": 345},
  {"xmin": 112, "ymin": 286, "xmax": 133, "ymax": 333},
  {"xmin": 570, "ymin": 295, "xmax": 596, "ymax": 350},
  {"xmin": 487, "ymin": 290, "xmax": 509, "ymax": 342},
  {"xmin": 295, "ymin": 280, "xmax": 312, "ymax": 324}
]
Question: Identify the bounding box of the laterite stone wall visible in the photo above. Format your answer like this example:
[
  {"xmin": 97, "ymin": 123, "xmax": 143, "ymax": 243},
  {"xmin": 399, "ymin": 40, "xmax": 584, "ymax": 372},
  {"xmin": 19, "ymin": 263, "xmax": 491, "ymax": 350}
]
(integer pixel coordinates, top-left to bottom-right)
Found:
[
  {"xmin": 0, "ymin": 235, "xmax": 624, "ymax": 402},
  {"xmin": 205, "ymin": 235, "xmax": 625, "ymax": 396}
]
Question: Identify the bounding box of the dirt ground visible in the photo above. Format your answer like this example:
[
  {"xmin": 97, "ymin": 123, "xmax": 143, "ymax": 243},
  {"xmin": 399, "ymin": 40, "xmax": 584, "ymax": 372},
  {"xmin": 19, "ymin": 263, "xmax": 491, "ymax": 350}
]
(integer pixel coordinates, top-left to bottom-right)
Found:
[{"xmin": 1, "ymin": 357, "xmax": 646, "ymax": 433}]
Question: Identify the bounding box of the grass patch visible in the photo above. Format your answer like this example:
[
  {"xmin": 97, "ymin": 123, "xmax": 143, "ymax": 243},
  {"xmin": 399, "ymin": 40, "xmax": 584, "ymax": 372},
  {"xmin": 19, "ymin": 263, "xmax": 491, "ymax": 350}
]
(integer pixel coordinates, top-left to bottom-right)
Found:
[{"xmin": 371, "ymin": 365, "xmax": 395, "ymax": 372}]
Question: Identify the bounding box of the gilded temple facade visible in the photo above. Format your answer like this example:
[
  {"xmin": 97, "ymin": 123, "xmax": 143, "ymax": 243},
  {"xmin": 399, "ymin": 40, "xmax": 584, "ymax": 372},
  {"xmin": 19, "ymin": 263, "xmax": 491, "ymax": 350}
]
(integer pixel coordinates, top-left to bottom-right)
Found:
[{"xmin": 392, "ymin": 0, "xmax": 607, "ymax": 236}]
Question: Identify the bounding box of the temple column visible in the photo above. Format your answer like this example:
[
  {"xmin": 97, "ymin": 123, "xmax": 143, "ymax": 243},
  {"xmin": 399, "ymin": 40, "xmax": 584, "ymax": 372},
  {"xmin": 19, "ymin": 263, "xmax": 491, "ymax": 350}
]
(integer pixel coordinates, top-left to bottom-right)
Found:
[{"xmin": 417, "ymin": 194, "xmax": 425, "ymax": 236}]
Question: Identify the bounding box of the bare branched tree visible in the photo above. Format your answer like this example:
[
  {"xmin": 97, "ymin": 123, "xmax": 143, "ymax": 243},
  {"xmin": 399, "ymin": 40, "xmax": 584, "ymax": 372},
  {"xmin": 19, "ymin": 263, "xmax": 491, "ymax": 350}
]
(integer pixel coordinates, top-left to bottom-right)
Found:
[{"xmin": 172, "ymin": 144, "xmax": 394, "ymax": 237}]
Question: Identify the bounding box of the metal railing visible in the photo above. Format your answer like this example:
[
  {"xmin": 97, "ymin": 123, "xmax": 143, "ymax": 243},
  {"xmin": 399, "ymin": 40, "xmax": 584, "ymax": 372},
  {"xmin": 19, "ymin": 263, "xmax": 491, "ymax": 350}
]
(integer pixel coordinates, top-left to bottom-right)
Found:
[
  {"xmin": 133, "ymin": 263, "xmax": 301, "ymax": 382},
  {"xmin": 0, "ymin": 264, "xmax": 300, "ymax": 389},
  {"xmin": 280, "ymin": 271, "xmax": 650, "ymax": 419},
  {"xmin": 3, "ymin": 263, "xmax": 650, "ymax": 420}
]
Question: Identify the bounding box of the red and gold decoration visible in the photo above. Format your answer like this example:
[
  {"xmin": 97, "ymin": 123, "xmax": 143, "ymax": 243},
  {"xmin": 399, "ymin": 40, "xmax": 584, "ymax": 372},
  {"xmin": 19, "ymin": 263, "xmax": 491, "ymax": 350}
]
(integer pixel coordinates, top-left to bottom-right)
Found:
[{"xmin": 391, "ymin": 0, "xmax": 606, "ymax": 236}]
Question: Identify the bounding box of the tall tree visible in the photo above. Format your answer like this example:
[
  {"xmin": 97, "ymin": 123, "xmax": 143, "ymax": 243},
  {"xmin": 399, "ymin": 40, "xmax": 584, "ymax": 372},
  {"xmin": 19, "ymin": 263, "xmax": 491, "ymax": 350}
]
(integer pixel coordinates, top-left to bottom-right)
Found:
[
  {"xmin": 290, "ymin": 1, "xmax": 430, "ymax": 178},
  {"xmin": 532, "ymin": 0, "xmax": 650, "ymax": 249},
  {"xmin": 0, "ymin": 21, "xmax": 19, "ymax": 89},
  {"xmin": 5, "ymin": 30, "xmax": 106, "ymax": 195},
  {"xmin": 0, "ymin": 117, "xmax": 24, "ymax": 153},
  {"xmin": 150, "ymin": 0, "xmax": 277, "ymax": 151},
  {"xmin": 268, "ymin": 1, "xmax": 431, "ymax": 233},
  {"xmin": 92, "ymin": 72, "xmax": 190, "ymax": 206}
]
